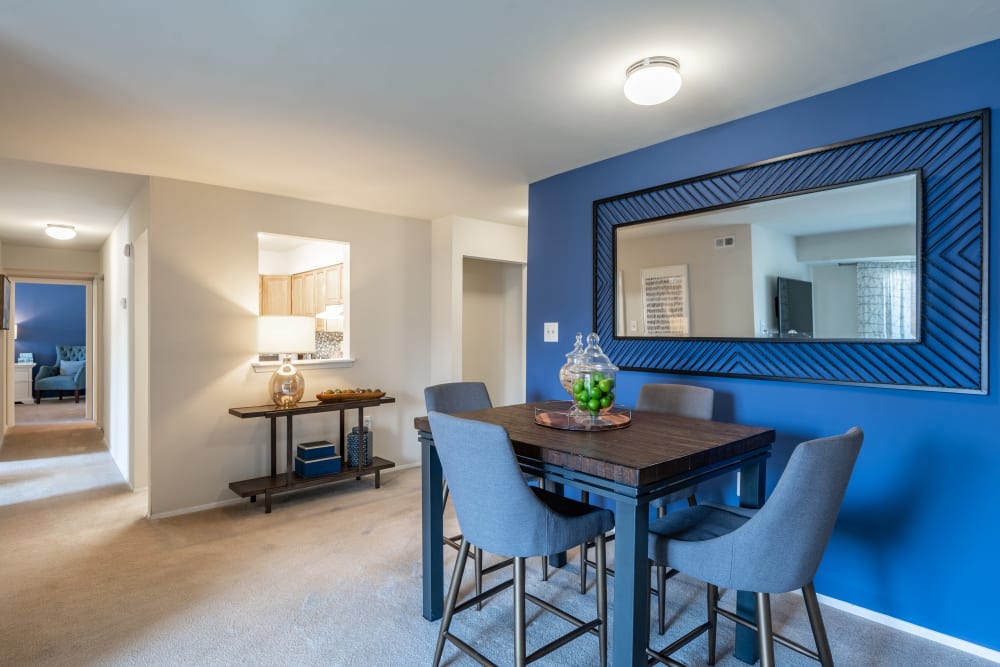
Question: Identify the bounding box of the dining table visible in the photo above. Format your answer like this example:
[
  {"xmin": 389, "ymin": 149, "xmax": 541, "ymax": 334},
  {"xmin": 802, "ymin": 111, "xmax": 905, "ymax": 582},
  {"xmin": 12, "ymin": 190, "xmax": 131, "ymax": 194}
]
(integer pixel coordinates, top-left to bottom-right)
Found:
[{"xmin": 414, "ymin": 400, "xmax": 775, "ymax": 667}]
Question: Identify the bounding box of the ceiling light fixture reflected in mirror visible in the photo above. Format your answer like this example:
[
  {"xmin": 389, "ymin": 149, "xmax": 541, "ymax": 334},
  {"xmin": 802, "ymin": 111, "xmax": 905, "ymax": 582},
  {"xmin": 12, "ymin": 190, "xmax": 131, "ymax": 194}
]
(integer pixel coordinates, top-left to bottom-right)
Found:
[
  {"xmin": 624, "ymin": 56, "xmax": 682, "ymax": 106},
  {"xmin": 45, "ymin": 223, "xmax": 76, "ymax": 240}
]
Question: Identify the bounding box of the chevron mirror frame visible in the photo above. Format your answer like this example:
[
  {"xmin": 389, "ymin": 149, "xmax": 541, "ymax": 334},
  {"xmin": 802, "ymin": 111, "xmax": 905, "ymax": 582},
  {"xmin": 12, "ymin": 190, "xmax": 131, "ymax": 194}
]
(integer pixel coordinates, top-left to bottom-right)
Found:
[{"xmin": 594, "ymin": 109, "xmax": 989, "ymax": 393}]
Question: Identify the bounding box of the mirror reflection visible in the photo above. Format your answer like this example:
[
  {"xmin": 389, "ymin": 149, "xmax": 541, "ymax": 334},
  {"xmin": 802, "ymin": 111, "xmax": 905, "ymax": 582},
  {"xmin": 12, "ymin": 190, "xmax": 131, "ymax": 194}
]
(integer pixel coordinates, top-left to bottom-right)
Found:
[{"xmin": 614, "ymin": 173, "xmax": 920, "ymax": 341}]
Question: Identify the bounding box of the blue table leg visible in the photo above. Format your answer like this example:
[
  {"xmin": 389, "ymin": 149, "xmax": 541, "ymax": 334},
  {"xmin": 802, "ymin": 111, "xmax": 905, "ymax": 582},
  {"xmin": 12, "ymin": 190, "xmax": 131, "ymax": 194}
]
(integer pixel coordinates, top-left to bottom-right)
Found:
[
  {"xmin": 735, "ymin": 460, "xmax": 767, "ymax": 663},
  {"xmin": 420, "ymin": 431, "xmax": 444, "ymax": 621},
  {"xmin": 612, "ymin": 497, "xmax": 650, "ymax": 667}
]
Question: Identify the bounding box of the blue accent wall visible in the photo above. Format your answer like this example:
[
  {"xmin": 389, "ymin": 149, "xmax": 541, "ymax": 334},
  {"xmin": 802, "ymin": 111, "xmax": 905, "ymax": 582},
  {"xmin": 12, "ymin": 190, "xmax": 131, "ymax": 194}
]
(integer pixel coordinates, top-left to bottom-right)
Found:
[
  {"xmin": 13, "ymin": 283, "xmax": 86, "ymax": 379},
  {"xmin": 527, "ymin": 39, "xmax": 1000, "ymax": 649}
]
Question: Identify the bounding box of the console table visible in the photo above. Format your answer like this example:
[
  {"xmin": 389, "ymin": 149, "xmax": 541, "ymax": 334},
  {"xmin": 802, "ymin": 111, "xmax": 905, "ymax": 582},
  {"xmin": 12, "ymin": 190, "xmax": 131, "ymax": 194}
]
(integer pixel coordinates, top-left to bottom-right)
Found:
[{"xmin": 229, "ymin": 396, "xmax": 396, "ymax": 512}]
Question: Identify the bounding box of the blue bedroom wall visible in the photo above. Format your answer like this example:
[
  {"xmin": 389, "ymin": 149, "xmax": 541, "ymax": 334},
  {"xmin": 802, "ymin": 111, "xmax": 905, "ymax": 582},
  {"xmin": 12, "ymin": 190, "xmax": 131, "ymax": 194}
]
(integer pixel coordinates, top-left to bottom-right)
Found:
[
  {"xmin": 13, "ymin": 283, "xmax": 86, "ymax": 381},
  {"xmin": 527, "ymin": 39, "xmax": 1000, "ymax": 650}
]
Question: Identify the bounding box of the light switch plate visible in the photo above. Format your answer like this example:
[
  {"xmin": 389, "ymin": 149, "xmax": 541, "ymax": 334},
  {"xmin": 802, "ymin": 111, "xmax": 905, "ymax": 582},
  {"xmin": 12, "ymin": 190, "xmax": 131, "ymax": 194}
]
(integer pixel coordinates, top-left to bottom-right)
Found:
[{"xmin": 543, "ymin": 322, "xmax": 559, "ymax": 342}]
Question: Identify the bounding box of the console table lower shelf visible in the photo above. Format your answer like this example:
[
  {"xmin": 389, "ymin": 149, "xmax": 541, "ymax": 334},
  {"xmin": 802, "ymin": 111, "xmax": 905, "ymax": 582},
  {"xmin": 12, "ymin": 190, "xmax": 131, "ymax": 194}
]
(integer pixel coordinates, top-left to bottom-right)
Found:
[
  {"xmin": 229, "ymin": 456, "xmax": 396, "ymax": 509},
  {"xmin": 228, "ymin": 396, "xmax": 396, "ymax": 512}
]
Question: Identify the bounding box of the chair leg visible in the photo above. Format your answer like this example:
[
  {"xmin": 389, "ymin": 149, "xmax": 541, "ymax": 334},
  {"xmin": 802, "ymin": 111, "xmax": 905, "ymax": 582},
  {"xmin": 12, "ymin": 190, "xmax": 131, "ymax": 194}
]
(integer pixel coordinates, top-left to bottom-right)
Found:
[
  {"xmin": 475, "ymin": 546, "xmax": 484, "ymax": 611},
  {"xmin": 755, "ymin": 592, "xmax": 775, "ymax": 667},
  {"xmin": 687, "ymin": 494, "xmax": 697, "ymax": 507},
  {"xmin": 542, "ymin": 555, "xmax": 549, "ymax": 581},
  {"xmin": 74, "ymin": 389, "xmax": 80, "ymax": 403},
  {"xmin": 707, "ymin": 584, "xmax": 719, "ymax": 665},
  {"xmin": 433, "ymin": 538, "xmax": 471, "ymax": 667},
  {"xmin": 802, "ymin": 582, "xmax": 834, "ymax": 667},
  {"xmin": 595, "ymin": 533, "xmax": 608, "ymax": 667},
  {"xmin": 34, "ymin": 390, "xmax": 40, "ymax": 404},
  {"xmin": 514, "ymin": 556, "xmax": 527, "ymax": 667}
]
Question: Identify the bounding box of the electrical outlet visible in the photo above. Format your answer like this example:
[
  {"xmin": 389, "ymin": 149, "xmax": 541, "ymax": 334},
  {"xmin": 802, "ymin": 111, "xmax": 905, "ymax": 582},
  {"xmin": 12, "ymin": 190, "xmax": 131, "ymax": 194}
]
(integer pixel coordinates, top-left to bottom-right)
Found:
[
  {"xmin": 544, "ymin": 322, "xmax": 559, "ymax": 342},
  {"xmin": 363, "ymin": 415, "xmax": 373, "ymax": 430}
]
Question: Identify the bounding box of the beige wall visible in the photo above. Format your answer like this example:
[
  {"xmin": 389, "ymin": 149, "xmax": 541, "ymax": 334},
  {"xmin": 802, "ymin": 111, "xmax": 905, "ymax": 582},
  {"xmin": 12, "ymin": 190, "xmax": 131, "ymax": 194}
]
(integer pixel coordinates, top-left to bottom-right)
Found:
[
  {"xmin": 100, "ymin": 180, "xmax": 150, "ymax": 489},
  {"xmin": 2, "ymin": 244, "xmax": 100, "ymax": 277},
  {"xmin": 430, "ymin": 215, "xmax": 526, "ymax": 389},
  {"xmin": 146, "ymin": 177, "xmax": 430, "ymax": 515},
  {"xmin": 462, "ymin": 257, "xmax": 524, "ymax": 406}
]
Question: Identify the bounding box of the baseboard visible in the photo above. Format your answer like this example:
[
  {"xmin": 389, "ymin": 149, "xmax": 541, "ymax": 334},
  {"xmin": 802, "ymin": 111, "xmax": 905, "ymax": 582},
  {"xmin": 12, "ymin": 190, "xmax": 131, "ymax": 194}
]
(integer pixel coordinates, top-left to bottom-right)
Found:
[
  {"xmin": 150, "ymin": 497, "xmax": 245, "ymax": 519},
  {"xmin": 816, "ymin": 593, "xmax": 1000, "ymax": 663}
]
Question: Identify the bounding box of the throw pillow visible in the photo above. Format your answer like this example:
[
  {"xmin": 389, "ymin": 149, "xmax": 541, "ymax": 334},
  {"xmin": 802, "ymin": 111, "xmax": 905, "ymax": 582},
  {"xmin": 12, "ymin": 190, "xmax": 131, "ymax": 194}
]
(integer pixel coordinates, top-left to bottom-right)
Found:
[{"xmin": 59, "ymin": 360, "xmax": 85, "ymax": 376}]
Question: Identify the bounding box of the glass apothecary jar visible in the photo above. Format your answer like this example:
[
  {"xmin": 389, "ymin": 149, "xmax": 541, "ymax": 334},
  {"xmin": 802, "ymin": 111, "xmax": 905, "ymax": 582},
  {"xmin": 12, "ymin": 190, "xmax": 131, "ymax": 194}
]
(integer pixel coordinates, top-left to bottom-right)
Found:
[{"xmin": 561, "ymin": 332, "xmax": 618, "ymax": 424}]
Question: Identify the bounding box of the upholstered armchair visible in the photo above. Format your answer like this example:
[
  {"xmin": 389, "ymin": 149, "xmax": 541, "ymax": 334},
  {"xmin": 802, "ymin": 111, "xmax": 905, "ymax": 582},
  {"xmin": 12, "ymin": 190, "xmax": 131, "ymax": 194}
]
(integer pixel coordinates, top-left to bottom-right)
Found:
[{"xmin": 33, "ymin": 345, "xmax": 86, "ymax": 403}]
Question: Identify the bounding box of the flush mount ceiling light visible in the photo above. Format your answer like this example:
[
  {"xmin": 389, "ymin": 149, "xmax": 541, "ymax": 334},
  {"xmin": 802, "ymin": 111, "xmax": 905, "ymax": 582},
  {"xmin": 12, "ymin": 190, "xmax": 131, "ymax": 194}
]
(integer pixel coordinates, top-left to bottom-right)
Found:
[
  {"xmin": 45, "ymin": 224, "xmax": 77, "ymax": 240},
  {"xmin": 624, "ymin": 56, "xmax": 682, "ymax": 106}
]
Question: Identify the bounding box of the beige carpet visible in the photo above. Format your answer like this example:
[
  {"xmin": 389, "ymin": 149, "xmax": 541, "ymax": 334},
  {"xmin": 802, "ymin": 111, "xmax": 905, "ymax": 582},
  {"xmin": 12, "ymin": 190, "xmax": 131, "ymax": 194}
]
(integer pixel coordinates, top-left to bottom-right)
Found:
[
  {"xmin": 14, "ymin": 396, "xmax": 88, "ymax": 425},
  {"xmin": 0, "ymin": 425, "xmax": 993, "ymax": 666}
]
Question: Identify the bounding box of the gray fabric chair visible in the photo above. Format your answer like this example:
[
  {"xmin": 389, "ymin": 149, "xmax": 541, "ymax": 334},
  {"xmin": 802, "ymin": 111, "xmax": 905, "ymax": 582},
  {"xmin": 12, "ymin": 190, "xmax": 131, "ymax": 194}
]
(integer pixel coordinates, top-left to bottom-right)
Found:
[
  {"xmin": 425, "ymin": 382, "xmax": 546, "ymax": 612},
  {"xmin": 34, "ymin": 345, "xmax": 87, "ymax": 403},
  {"xmin": 646, "ymin": 427, "xmax": 864, "ymax": 667},
  {"xmin": 428, "ymin": 411, "xmax": 614, "ymax": 667},
  {"xmin": 581, "ymin": 382, "xmax": 714, "ymax": 636}
]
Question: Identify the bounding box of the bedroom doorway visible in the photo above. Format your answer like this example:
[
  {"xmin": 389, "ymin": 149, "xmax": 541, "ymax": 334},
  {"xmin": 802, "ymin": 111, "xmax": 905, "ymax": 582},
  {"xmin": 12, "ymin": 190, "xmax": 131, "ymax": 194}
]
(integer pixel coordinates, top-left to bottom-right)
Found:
[{"xmin": 9, "ymin": 277, "xmax": 95, "ymax": 427}]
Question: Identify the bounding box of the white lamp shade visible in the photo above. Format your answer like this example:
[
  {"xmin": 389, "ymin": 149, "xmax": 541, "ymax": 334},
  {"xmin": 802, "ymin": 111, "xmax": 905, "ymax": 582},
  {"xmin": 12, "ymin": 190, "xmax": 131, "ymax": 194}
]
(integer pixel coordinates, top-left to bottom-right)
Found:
[
  {"xmin": 258, "ymin": 316, "xmax": 316, "ymax": 354},
  {"xmin": 624, "ymin": 57, "xmax": 682, "ymax": 106}
]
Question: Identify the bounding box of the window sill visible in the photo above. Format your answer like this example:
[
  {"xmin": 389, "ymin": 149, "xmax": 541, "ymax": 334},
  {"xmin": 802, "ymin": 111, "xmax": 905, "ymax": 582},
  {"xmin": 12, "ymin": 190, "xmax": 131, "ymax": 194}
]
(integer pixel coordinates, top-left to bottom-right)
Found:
[{"xmin": 251, "ymin": 358, "xmax": 356, "ymax": 373}]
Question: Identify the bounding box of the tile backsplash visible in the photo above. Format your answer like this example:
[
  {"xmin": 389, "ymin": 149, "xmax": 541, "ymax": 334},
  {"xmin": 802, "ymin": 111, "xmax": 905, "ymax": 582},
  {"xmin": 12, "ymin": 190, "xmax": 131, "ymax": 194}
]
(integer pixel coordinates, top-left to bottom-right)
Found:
[{"xmin": 315, "ymin": 331, "xmax": 344, "ymax": 359}]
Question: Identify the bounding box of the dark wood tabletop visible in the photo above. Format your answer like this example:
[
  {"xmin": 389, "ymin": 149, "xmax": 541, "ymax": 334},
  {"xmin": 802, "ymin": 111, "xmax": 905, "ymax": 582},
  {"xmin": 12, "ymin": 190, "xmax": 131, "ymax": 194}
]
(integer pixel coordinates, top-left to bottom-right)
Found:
[{"xmin": 414, "ymin": 401, "xmax": 774, "ymax": 488}]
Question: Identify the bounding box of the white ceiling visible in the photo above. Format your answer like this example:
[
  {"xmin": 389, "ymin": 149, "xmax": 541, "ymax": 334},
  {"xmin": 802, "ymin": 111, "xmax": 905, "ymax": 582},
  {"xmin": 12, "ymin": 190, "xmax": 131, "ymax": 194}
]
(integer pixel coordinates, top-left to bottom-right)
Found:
[{"xmin": 0, "ymin": 1, "xmax": 998, "ymax": 252}]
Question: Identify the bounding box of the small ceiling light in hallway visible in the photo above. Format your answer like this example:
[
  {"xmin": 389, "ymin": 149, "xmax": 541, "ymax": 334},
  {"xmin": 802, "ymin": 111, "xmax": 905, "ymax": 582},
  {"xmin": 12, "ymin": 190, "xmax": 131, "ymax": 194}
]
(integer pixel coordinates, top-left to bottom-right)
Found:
[
  {"xmin": 45, "ymin": 224, "xmax": 76, "ymax": 240},
  {"xmin": 624, "ymin": 56, "xmax": 682, "ymax": 105}
]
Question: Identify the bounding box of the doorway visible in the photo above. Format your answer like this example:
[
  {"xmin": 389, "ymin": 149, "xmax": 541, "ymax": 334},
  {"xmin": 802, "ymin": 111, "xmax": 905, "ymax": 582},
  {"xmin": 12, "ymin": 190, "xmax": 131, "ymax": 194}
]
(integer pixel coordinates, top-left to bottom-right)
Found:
[
  {"xmin": 461, "ymin": 257, "xmax": 525, "ymax": 406},
  {"xmin": 10, "ymin": 278, "xmax": 94, "ymax": 426}
]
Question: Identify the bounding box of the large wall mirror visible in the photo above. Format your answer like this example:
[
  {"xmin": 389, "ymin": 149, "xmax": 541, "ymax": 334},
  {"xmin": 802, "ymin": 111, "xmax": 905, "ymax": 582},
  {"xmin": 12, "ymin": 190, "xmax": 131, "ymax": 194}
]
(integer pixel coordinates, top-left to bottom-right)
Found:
[{"xmin": 594, "ymin": 110, "xmax": 988, "ymax": 392}]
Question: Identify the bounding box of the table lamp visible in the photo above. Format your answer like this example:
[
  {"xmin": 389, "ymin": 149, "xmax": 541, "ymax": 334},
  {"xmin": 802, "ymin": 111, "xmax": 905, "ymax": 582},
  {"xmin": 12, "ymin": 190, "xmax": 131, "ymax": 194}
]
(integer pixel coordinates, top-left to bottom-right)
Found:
[{"xmin": 258, "ymin": 316, "xmax": 316, "ymax": 407}]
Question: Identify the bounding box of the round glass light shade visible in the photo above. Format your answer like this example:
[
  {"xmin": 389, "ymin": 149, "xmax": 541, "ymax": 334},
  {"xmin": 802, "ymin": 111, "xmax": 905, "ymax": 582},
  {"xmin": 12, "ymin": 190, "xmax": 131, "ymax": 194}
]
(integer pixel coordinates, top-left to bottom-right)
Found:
[
  {"xmin": 269, "ymin": 358, "xmax": 305, "ymax": 408},
  {"xmin": 45, "ymin": 224, "xmax": 77, "ymax": 240},
  {"xmin": 624, "ymin": 56, "xmax": 682, "ymax": 106}
]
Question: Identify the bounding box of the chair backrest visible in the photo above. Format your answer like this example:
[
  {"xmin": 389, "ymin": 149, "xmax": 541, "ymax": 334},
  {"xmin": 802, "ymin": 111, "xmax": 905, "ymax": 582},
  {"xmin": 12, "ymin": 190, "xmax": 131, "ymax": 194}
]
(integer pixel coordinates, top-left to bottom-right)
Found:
[
  {"xmin": 729, "ymin": 427, "xmax": 864, "ymax": 593},
  {"xmin": 56, "ymin": 345, "xmax": 86, "ymax": 363},
  {"xmin": 637, "ymin": 383, "xmax": 714, "ymax": 420},
  {"xmin": 428, "ymin": 411, "xmax": 564, "ymax": 558},
  {"xmin": 424, "ymin": 381, "xmax": 492, "ymax": 414}
]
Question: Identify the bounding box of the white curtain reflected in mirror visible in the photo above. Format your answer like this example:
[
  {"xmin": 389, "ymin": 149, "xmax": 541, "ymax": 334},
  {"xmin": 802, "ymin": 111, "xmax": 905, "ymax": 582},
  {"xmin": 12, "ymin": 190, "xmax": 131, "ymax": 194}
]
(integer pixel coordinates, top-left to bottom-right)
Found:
[{"xmin": 857, "ymin": 261, "xmax": 916, "ymax": 339}]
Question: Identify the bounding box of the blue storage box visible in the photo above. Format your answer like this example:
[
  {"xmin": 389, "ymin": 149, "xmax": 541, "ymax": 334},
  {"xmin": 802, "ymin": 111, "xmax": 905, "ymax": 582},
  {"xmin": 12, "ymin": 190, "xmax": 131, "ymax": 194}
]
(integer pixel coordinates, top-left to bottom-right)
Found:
[
  {"xmin": 297, "ymin": 440, "xmax": 336, "ymax": 461},
  {"xmin": 347, "ymin": 426, "xmax": 372, "ymax": 467},
  {"xmin": 294, "ymin": 454, "xmax": 342, "ymax": 477}
]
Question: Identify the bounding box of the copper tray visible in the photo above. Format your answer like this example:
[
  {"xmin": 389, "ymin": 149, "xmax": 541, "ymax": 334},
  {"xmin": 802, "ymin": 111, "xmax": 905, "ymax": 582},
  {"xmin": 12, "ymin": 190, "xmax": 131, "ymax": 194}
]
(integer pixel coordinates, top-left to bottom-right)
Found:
[{"xmin": 534, "ymin": 401, "xmax": 631, "ymax": 431}]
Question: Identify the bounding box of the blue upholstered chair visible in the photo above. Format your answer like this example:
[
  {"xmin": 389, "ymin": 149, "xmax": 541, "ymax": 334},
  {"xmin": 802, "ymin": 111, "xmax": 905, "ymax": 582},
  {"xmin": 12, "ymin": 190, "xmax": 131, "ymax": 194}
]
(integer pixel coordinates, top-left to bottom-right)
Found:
[
  {"xmin": 581, "ymin": 383, "xmax": 715, "ymax": 637},
  {"xmin": 646, "ymin": 427, "xmax": 864, "ymax": 667},
  {"xmin": 425, "ymin": 381, "xmax": 547, "ymax": 611},
  {"xmin": 425, "ymin": 382, "xmax": 499, "ymax": 610},
  {"xmin": 428, "ymin": 411, "xmax": 614, "ymax": 667},
  {"xmin": 33, "ymin": 345, "xmax": 87, "ymax": 404}
]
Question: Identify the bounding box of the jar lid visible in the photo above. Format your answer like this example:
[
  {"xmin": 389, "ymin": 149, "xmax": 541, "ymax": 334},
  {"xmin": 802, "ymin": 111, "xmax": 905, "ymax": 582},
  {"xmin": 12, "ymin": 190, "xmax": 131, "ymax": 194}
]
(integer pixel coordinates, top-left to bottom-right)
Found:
[
  {"xmin": 580, "ymin": 333, "xmax": 617, "ymax": 373},
  {"xmin": 565, "ymin": 332, "xmax": 585, "ymax": 362}
]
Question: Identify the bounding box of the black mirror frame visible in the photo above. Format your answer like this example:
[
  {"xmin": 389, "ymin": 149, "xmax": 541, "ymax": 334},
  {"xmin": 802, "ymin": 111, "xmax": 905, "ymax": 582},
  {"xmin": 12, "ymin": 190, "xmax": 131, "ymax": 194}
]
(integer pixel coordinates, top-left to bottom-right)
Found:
[{"xmin": 593, "ymin": 109, "xmax": 989, "ymax": 393}]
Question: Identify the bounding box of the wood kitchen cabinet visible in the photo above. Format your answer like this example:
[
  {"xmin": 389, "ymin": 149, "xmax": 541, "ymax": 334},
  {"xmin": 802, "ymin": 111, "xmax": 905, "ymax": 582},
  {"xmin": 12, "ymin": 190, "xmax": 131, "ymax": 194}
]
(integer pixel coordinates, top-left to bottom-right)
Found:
[
  {"xmin": 259, "ymin": 275, "xmax": 292, "ymax": 315},
  {"xmin": 261, "ymin": 263, "xmax": 343, "ymax": 327},
  {"xmin": 291, "ymin": 271, "xmax": 317, "ymax": 316},
  {"xmin": 325, "ymin": 264, "xmax": 343, "ymax": 305}
]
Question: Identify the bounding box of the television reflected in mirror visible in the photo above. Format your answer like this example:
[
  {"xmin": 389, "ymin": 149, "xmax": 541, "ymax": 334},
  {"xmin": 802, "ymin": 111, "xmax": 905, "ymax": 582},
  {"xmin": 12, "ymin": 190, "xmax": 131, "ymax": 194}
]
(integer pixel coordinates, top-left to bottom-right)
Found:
[{"xmin": 614, "ymin": 172, "xmax": 920, "ymax": 341}]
